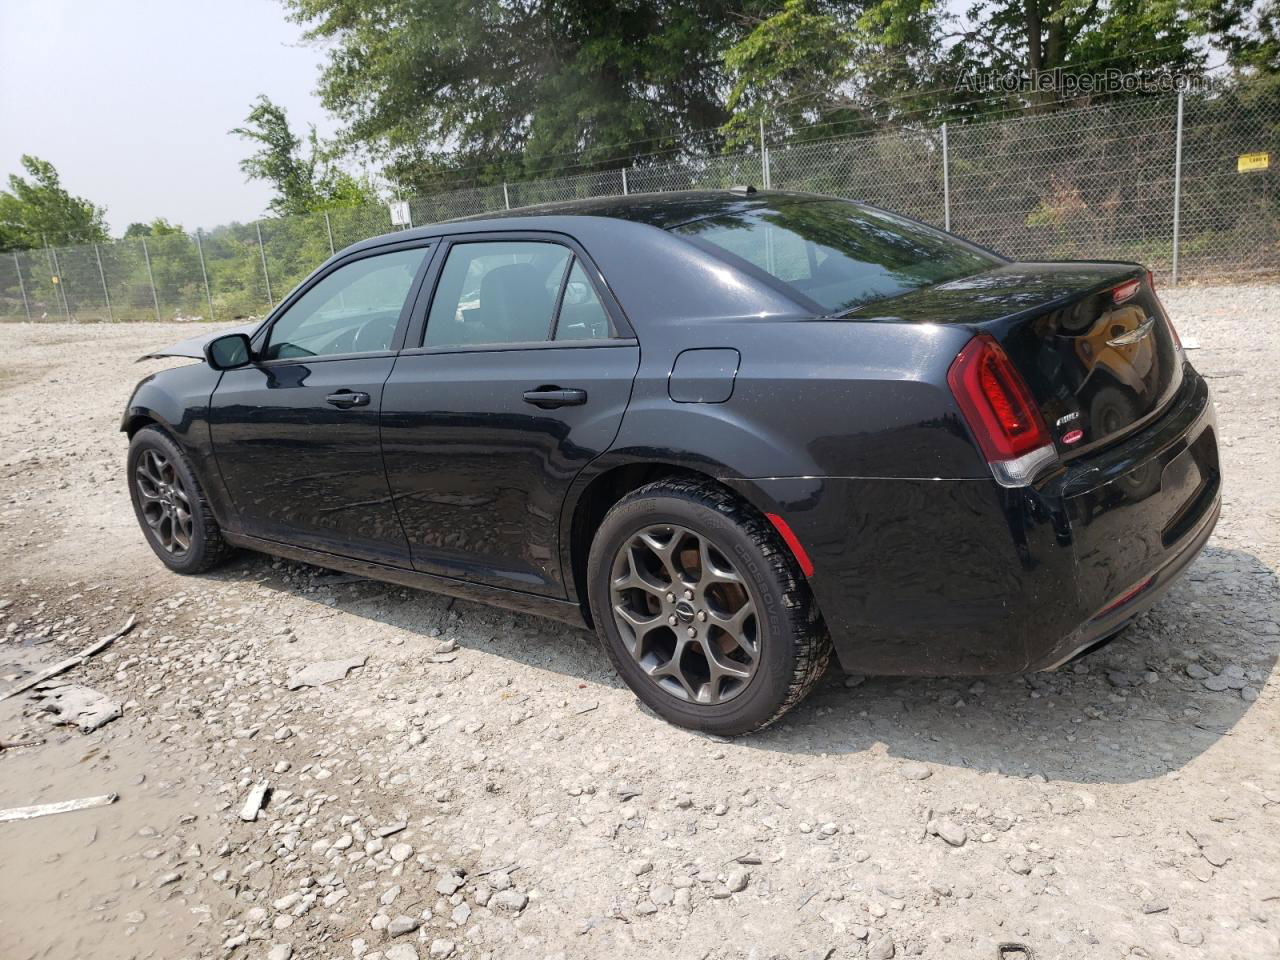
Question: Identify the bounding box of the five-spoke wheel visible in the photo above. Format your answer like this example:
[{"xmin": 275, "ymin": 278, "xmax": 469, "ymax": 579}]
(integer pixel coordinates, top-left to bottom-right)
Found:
[
  {"xmin": 610, "ymin": 524, "xmax": 759, "ymax": 705},
  {"xmin": 589, "ymin": 477, "xmax": 831, "ymax": 735},
  {"xmin": 127, "ymin": 425, "xmax": 230, "ymax": 574},
  {"xmin": 134, "ymin": 448, "xmax": 194, "ymax": 556}
]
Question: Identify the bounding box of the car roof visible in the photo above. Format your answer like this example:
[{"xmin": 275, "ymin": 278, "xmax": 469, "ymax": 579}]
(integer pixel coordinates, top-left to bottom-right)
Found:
[
  {"xmin": 344, "ymin": 190, "xmax": 836, "ymax": 257},
  {"xmin": 334, "ymin": 188, "xmax": 823, "ymax": 327},
  {"xmin": 447, "ymin": 188, "xmax": 828, "ymax": 230}
]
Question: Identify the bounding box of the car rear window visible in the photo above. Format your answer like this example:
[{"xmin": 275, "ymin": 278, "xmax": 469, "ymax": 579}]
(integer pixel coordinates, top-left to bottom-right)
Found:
[{"xmin": 670, "ymin": 199, "xmax": 1002, "ymax": 314}]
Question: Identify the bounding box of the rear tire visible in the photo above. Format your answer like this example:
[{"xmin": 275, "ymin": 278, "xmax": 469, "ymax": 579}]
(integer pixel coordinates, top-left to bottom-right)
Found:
[
  {"xmin": 127, "ymin": 425, "xmax": 231, "ymax": 574},
  {"xmin": 587, "ymin": 477, "xmax": 831, "ymax": 736}
]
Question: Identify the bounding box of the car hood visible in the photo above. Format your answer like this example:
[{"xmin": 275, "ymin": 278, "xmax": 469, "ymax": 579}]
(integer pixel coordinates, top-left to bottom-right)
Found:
[{"xmin": 137, "ymin": 322, "xmax": 258, "ymax": 362}]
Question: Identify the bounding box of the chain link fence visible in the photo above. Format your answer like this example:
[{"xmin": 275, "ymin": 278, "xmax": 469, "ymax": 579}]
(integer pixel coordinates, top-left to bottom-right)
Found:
[{"xmin": 2, "ymin": 81, "xmax": 1276, "ymax": 324}]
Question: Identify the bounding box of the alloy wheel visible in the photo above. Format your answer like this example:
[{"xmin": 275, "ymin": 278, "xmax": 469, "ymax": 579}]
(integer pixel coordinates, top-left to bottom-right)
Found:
[
  {"xmin": 609, "ymin": 523, "xmax": 760, "ymax": 705},
  {"xmin": 134, "ymin": 449, "xmax": 194, "ymax": 556}
]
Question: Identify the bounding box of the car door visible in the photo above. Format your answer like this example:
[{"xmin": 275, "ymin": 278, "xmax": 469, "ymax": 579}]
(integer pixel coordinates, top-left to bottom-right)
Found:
[
  {"xmin": 381, "ymin": 233, "xmax": 640, "ymax": 596},
  {"xmin": 209, "ymin": 241, "xmax": 435, "ymax": 566}
]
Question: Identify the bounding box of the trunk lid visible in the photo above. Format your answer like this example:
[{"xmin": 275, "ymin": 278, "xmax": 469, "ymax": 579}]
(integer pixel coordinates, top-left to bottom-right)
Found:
[{"xmin": 843, "ymin": 261, "xmax": 1184, "ymax": 456}]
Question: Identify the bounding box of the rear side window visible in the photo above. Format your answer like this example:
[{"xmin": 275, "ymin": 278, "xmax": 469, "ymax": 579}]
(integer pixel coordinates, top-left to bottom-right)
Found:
[
  {"xmin": 554, "ymin": 260, "xmax": 612, "ymax": 341},
  {"xmin": 425, "ymin": 241, "xmax": 571, "ymax": 346},
  {"xmin": 424, "ymin": 240, "xmax": 617, "ymax": 347},
  {"xmin": 671, "ymin": 200, "xmax": 1001, "ymax": 314}
]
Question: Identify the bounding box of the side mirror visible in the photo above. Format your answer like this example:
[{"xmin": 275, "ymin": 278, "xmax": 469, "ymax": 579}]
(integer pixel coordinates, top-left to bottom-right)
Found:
[{"xmin": 204, "ymin": 333, "xmax": 253, "ymax": 370}]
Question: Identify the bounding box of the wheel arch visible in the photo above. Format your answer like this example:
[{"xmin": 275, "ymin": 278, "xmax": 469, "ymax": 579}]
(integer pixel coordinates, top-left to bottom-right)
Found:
[
  {"xmin": 121, "ymin": 386, "xmax": 238, "ymax": 532},
  {"xmin": 560, "ymin": 456, "xmax": 779, "ymax": 625},
  {"xmin": 123, "ymin": 410, "xmax": 169, "ymax": 438}
]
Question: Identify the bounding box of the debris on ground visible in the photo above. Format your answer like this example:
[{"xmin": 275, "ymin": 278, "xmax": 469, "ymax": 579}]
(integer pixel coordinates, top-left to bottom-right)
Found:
[
  {"xmin": 238, "ymin": 780, "xmax": 270, "ymax": 821},
  {"xmin": 32, "ymin": 682, "xmax": 122, "ymax": 732},
  {"xmin": 0, "ymin": 737, "xmax": 44, "ymax": 752},
  {"xmin": 285, "ymin": 656, "xmax": 367, "ymax": 690},
  {"xmin": 0, "ymin": 615, "xmax": 135, "ymax": 702},
  {"xmin": 0, "ymin": 792, "xmax": 118, "ymax": 823}
]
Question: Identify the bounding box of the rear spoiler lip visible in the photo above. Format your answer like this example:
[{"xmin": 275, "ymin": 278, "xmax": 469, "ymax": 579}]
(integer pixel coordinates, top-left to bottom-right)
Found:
[
  {"xmin": 974, "ymin": 262, "xmax": 1147, "ymax": 335},
  {"xmin": 839, "ymin": 261, "xmax": 1145, "ymax": 328}
]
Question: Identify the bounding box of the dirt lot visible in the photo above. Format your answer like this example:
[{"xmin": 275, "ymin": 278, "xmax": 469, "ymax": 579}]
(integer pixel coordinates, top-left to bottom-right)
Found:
[{"xmin": 1, "ymin": 285, "xmax": 1278, "ymax": 960}]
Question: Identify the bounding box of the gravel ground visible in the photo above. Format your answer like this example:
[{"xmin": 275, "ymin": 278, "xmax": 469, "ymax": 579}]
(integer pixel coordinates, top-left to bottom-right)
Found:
[{"xmin": 1, "ymin": 284, "xmax": 1278, "ymax": 960}]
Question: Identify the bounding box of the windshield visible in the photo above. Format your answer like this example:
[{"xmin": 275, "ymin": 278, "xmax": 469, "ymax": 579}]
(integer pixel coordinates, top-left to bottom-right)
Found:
[{"xmin": 671, "ymin": 199, "xmax": 1002, "ymax": 314}]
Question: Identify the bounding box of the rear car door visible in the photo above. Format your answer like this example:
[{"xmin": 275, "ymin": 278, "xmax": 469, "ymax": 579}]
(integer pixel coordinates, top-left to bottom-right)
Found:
[
  {"xmin": 381, "ymin": 233, "xmax": 639, "ymax": 596},
  {"xmin": 209, "ymin": 241, "xmax": 434, "ymax": 565}
]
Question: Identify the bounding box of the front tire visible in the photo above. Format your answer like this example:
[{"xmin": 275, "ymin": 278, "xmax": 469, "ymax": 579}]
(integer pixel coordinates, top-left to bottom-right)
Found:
[
  {"xmin": 587, "ymin": 478, "xmax": 831, "ymax": 736},
  {"xmin": 127, "ymin": 425, "xmax": 231, "ymax": 574}
]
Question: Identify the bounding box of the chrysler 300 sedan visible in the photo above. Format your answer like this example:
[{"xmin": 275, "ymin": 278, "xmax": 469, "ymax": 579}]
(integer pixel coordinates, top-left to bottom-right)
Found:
[{"xmin": 122, "ymin": 189, "xmax": 1221, "ymax": 735}]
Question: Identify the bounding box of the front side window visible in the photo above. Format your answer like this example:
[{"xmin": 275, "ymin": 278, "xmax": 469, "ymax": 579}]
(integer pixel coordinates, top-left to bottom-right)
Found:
[
  {"xmin": 265, "ymin": 247, "xmax": 428, "ymax": 360},
  {"xmin": 672, "ymin": 200, "xmax": 1001, "ymax": 315},
  {"xmin": 425, "ymin": 241, "xmax": 572, "ymax": 347}
]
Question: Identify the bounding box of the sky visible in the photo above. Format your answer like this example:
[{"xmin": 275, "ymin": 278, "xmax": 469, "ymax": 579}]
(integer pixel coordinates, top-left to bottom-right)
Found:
[{"xmin": 0, "ymin": 0, "xmax": 337, "ymax": 234}]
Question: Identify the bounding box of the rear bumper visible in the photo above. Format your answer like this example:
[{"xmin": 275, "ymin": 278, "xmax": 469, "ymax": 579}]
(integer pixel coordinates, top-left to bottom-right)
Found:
[
  {"xmin": 1025, "ymin": 492, "xmax": 1218, "ymax": 670},
  {"xmin": 727, "ymin": 364, "xmax": 1220, "ymax": 676}
]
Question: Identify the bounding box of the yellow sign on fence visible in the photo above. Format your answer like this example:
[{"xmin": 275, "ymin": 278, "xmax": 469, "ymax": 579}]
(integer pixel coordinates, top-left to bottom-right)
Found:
[{"xmin": 1238, "ymin": 152, "xmax": 1270, "ymax": 173}]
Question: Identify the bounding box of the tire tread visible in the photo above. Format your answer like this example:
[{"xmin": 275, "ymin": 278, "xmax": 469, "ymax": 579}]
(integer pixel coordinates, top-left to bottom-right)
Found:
[
  {"xmin": 131, "ymin": 425, "xmax": 231, "ymax": 574},
  {"xmin": 593, "ymin": 476, "xmax": 832, "ymax": 733}
]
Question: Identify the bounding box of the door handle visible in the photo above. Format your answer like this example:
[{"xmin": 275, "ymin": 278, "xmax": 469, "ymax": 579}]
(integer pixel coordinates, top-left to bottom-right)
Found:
[
  {"xmin": 326, "ymin": 390, "xmax": 371, "ymax": 408},
  {"xmin": 522, "ymin": 387, "xmax": 588, "ymax": 409}
]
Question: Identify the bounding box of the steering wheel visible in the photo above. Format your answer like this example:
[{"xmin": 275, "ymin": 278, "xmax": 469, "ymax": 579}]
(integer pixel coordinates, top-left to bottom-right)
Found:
[{"xmin": 351, "ymin": 313, "xmax": 394, "ymax": 354}]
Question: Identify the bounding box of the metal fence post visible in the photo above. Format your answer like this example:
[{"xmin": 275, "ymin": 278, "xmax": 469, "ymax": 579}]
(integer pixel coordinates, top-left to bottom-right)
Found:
[
  {"xmin": 759, "ymin": 117, "xmax": 771, "ymax": 189},
  {"xmin": 140, "ymin": 236, "xmax": 161, "ymax": 321},
  {"xmin": 94, "ymin": 243, "xmax": 114, "ymax": 322},
  {"xmin": 324, "ymin": 212, "xmax": 336, "ymax": 257},
  {"xmin": 13, "ymin": 252, "xmax": 32, "ymax": 321},
  {"xmin": 1171, "ymin": 91, "xmax": 1185, "ymax": 286},
  {"xmin": 941, "ymin": 121, "xmax": 952, "ymax": 232},
  {"xmin": 255, "ymin": 222, "xmax": 274, "ymax": 307},
  {"xmin": 195, "ymin": 229, "xmax": 214, "ymax": 321},
  {"xmin": 621, "ymin": 167, "xmax": 629, "ymax": 196},
  {"xmin": 48, "ymin": 246, "xmax": 70, "ymax": 320},
  {"xmin": 503, "ymin": 182, "xmax": 511, "ymax": 210}
]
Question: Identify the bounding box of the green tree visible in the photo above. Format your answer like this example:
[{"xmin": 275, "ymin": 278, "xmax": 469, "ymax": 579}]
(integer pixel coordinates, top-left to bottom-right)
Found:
[
  {"xmin": 947, "ymin": 0, "xmax": 1210, "ymax": 113},
  {"xmin": 722, "ymin": 0, "xmax": 861, "ymax": 146},
  {"xmin": 0, "ymin": 155, "xmax": 108, "ymax": 252},
  {"xmin": 123, "ymin": 218, "xmax": 186, "ymax": 239},
  {"xmin": 721, "ymin": 0, "xmax": 947, "ymax": 146},
  {"xmin": 284, "ymin": 0, "xmax": 741, "ymax": 193},
  {"xmin": 233, "ymin": 95, "xmax": 377, "ymax": 217},
  {"xmin": 1208, "ymin": 0, "xmax": 1280, "ymax": 73}
]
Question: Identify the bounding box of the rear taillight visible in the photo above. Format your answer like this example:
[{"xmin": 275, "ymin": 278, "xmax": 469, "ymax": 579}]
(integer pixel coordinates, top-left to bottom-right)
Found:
[
  {"xmin": 947, "ymin": 335, "xmax": 1058, "ymax": 488},
  {"xmin": 1112, "ymin": 278, "xmax": 1141, "ymax": 304}
]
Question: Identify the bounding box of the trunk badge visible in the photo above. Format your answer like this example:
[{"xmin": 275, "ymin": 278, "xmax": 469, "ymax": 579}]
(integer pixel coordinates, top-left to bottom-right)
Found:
[
  {"xmin": 1107, "ymin": 316, "xmax": 1156, "ymax": 347},
  {"xmin": 1062, "ymin": 429, "xmax": 1084, "ymax": 445}
]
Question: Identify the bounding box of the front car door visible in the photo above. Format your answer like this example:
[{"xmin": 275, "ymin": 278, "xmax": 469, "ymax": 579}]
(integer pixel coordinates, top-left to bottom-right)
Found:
[
  {"xmin": 209, "ymin": 241, "xmax": 434, "ymax": 565},
  {"xmin": 380, "ymin": 233, "xmax": 639, "ymax": 596}
]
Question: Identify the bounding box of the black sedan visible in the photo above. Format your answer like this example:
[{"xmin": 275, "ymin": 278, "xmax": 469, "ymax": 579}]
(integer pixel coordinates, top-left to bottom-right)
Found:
[{"xmin": 122, "ymin": 189, "xmax": 1221, "ymax": 735}]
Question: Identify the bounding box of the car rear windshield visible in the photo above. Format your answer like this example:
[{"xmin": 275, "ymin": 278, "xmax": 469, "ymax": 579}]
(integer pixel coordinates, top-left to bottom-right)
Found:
[{"xmin": 670, "ymin": 199, "xmax": 1002, "ymax": 314}]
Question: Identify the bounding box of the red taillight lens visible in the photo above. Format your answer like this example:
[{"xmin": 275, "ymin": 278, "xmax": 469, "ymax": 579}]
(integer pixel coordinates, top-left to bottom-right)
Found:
[
  {"xmin": 947, "ymin": 335, "xmax": 1052, "ymax": 462},
  {"xmin": 1112, "ymin": 278, "xmax": 1141, "ymax": 304}
]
